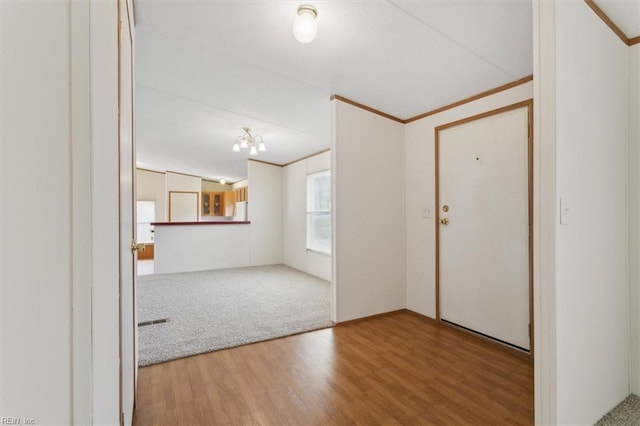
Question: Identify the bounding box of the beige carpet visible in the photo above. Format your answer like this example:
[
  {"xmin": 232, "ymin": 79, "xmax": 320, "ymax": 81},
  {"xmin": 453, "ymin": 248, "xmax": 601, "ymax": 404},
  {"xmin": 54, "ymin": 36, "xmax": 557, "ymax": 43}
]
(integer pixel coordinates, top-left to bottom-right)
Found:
[
  {"xmin": 137, "ymin": 264, "xmax": 333, "ymax": 366},
  {"xmin": 596, "ymin": 394, "xmax": 640, "ymax": 426}
]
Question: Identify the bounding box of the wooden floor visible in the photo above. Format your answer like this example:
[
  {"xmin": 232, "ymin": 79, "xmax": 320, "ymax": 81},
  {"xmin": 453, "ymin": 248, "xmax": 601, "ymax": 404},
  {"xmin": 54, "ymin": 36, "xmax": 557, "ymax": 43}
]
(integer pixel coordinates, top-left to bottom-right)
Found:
[{"xmin": 133, "ymin": 310, "xmax": 533, "ymax": 425}]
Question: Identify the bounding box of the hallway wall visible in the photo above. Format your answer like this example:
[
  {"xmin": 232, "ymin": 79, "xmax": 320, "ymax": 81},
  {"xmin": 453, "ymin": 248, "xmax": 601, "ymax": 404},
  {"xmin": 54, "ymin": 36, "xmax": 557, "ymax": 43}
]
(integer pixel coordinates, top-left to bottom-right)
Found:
[
  {"xmin": 332, "ymin": 100, "xmax": 406, "ymax": 322},
  {"xmin": 1, "ymin": 2, "xmax": 75, "ymax": 423},
  {"xmin": 248, "ymin": 160, "xmax": 283, "ymax": 266},
  {"xmin": 629, "ymin": 44, "xmax": 640, "ymax": 395},
  {"xmin": 553, "ymin": 2, "xmax": 630, "ymax": 423},
  {"xmin": 282, "ymin": 151, "xmax": 332, "ymax": 281}
]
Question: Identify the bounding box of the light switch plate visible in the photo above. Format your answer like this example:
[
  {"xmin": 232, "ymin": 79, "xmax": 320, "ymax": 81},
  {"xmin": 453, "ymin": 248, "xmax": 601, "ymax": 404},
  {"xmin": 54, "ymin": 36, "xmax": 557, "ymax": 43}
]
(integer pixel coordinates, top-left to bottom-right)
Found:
[
  {"xmin": 423, "ymin": 207, "xmax": 433, "ymax": 219},
  {"xmin": 560, "ymin": 197, "xmax": 569, "ymax": 225}
]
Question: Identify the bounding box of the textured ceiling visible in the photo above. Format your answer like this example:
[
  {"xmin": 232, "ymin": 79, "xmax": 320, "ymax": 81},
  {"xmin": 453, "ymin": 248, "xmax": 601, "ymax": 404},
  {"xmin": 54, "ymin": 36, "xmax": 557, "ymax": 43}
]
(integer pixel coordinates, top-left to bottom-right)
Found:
[
  {"xmin": 134, "ymin": 0, "xmax": 534, "ymax": 181},
  {"xmin": 594, "ymin": 0, "xmax": 640, "ymax": 38}
]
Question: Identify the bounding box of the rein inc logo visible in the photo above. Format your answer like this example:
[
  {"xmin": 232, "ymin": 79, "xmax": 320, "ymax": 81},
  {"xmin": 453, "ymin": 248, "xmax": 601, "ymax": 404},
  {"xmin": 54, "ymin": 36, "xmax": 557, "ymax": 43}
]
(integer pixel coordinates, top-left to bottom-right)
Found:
[{"xmin": 1, "ymin": 418, "xmax": 35, "ymax": 425}]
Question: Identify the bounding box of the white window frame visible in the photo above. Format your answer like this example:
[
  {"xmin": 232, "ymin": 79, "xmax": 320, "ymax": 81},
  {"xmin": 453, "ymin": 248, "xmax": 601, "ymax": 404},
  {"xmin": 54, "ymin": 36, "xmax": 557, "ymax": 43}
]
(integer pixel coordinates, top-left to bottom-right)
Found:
[{"xmin": 306, "ymin": 169, "xmax": 331, "ymax": 254}]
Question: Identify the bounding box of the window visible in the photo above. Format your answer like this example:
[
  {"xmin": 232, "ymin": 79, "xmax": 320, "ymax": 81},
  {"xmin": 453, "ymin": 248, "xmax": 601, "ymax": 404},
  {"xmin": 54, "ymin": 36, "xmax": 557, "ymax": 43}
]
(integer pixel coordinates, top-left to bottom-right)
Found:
[{"xmin": 307, "ymin": 170, "xmax": 331, "ymax": 254}]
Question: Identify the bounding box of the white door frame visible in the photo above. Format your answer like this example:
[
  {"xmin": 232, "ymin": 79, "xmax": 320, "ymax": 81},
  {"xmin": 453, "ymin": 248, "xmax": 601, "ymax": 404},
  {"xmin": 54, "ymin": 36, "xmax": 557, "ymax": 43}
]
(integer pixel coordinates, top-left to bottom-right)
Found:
[
  {"xmin": 434, "ymin": 99, "xmax": 534, "ymax": 357},
  {"xmin": 118, "ymin": 0, "xmax": 137, "ymax": 423},
  {"xmin": 70, "ymin": 0, "xmax": 137, "ymax": 423}
]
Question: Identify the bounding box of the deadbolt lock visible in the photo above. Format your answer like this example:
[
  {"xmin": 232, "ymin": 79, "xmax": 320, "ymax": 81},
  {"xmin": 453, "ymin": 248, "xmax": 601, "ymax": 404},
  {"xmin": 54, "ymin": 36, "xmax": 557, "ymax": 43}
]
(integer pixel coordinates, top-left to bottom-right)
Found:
[
  {"xmin": 442, "ymin": 205, "xmax": 449, "ymax": 212},
  {"xmin": 440, "ymin": 218, "xmax": 450, "ymax": 225}
]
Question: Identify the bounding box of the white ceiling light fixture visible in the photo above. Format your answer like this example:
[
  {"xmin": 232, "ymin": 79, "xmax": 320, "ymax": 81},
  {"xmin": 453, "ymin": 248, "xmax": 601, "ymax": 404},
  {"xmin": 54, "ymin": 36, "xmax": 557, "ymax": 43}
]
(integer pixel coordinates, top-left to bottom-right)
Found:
[
  {"xmin": 232, "ymin": 127, "xmax": 266, "ymax": 156},
  {"xmin": 219, "ymin": 178, "xmax": 226, "ymax": 185},
  {"xmin": 293, "ymin": 4, "xmax": 318, "ymax": 44}
]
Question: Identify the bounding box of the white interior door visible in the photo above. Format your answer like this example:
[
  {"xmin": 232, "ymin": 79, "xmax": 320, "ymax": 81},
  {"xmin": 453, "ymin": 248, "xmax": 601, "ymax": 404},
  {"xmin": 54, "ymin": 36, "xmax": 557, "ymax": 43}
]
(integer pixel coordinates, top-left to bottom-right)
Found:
[
  {"xmin": 119, "ymin": 0, "xmax": 136, "ymax": 423},
  {"xmin": 438, "ymin": 104, "xmax": 530, "ymax": 351}
]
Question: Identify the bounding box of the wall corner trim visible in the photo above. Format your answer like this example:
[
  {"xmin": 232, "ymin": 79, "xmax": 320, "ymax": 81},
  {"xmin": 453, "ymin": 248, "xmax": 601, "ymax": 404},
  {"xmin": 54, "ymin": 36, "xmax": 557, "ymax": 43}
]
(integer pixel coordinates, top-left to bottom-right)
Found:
[
  {"xmin": 404, "ymin": 76, "xmax": 534, "ymax": 123},
  {"xmin": 331, "ymin": 76, "xmax": 534, "ymax": 127},
  {"xmin": 584, "ymin": 0, "xmax": 640, "ymax": 46},
  {"xmin": 330, "ymin": 95, "xmax": 405, "ymax": 124}
]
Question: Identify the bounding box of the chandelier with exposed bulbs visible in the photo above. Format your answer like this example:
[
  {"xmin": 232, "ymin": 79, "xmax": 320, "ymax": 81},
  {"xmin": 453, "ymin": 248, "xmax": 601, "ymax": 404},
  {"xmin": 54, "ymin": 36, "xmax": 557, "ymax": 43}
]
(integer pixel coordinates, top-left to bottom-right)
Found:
[{"xmin": 232, "ymin": 127, "xmax": 266, "ymax": 156}]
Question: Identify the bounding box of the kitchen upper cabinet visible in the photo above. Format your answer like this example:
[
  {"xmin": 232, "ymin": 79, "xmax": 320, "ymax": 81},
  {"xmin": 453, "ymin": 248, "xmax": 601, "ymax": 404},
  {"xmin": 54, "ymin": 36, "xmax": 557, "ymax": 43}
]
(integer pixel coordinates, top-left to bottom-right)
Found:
[
  {"xmin": 223, "ymin": 191, "xmax": 236, "ymax": 217},
  {"xmin": 234, "ymin": 186, "xmax": 248, "ymax": 202},
  {"xmin": 202, "ymin": 191, "xmax": 238, "ymax": 217},
  {"xmin": 202, "ymin": 192, "xmax": 223, "ymax": 216}
]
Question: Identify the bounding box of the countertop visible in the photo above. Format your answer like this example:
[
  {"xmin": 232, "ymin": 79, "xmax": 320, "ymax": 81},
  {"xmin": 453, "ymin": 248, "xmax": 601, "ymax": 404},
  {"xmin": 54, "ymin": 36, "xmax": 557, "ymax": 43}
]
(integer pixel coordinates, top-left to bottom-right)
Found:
[{"xmin": 151, "ymin": 221, "xmax": 251, "ymax": 226}]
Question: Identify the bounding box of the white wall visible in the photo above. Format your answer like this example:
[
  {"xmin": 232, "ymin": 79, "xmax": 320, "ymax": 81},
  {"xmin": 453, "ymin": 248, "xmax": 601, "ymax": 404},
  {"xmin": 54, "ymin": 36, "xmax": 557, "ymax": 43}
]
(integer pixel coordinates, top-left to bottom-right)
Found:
[
  {"xmin": 154, "ymin": 162, "xmax": 283, "ymax": 273},
  {"xmin": 630, "ymin": 44, "xmax": 640, "ymax": 396},
  {"xmin": 532, "ymin": 1, "xmax": 558, "ymax": 422},
  {"xmin": 553, "ymin": 2, "xmax": 630, "ymax": 423},
  {"xmin": 247, "ymin": 161, "xmax": 283, "ymax": 265},
  {"xmin": 1, "ymin": 2, "xmax": 120, "ymax": 424},
  {"xmin": 154, "ymin": 224, "xmax": 251, "ymax": 274},
  {"xmin": 91, "ymin": 0, "xmax": 121, "ymax": 423},
  {"xmin": 282, "ymin": 151, "xmax": 331, "ymax": 281},
  {"xmin": 1, "ymin": 3, "xmax": 73, "ymax": 423},
  {"xmin": 166, "ymin": 171, "xmax": 201, "ymax": 221},
  {"xmin": 202, "ymin": 179, "xmax": 231, "ymax": 193},
  {"xmin": 70, "ymin": 1, "xmax": 93, "ymax": 422},
  {"xmin": 166, "ymin": 171, "xmax": 202, "ymax": 193},
  {"xmin": 137, "ymin": 168, "xmax": 166, "ymax": 221},
  {"xmin": 404, "ymin": 83, "xmax": 533, "ymax": 318},
  {"xmin": 332, "ymin": 100, "xmax": 405, "ymax": 322},
  {"xmin": 232, "ymin": 178, "xmax": 248, "ymax": 189}
]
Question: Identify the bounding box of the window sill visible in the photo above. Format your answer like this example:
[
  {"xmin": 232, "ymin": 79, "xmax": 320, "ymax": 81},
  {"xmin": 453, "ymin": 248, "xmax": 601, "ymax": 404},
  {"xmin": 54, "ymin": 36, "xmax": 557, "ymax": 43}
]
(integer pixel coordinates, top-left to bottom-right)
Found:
[{"xmin": 306, "ymin": 248, "xmax": 331, "ymax": 256}]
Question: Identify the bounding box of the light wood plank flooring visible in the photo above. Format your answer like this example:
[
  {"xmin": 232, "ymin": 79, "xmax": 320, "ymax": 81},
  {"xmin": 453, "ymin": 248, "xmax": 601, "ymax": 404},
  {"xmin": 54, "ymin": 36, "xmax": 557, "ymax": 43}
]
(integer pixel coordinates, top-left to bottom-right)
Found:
[{"xmin": 133, "ymin": 310, "xmax": 533, "ymax": 425}]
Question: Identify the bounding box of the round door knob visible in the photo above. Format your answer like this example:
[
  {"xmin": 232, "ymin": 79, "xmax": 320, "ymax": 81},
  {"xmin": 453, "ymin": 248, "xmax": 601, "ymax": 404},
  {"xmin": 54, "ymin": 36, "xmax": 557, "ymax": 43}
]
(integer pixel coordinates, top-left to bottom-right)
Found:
[
  {"xmin": 131, "ymin": 241, "xmax": 146, "ymax": 253},
  {"xmin": 440, "ymin": 218, "xmax": 449, "ymax": 225}
]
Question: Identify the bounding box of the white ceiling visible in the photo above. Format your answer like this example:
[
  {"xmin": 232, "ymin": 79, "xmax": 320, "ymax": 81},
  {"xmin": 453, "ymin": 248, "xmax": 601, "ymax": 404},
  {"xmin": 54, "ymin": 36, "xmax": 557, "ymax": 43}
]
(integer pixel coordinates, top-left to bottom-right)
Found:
[
  {"xmin": 595, "ymin": 0, "xmax": 640, "ymax": 38},
  {"xmin": 133, "ymin": 0, "xmax": 533, "ymax": 182},
  {"xmin": 135, "ymin": 0, "xmax": 532, "ymax": 181}
]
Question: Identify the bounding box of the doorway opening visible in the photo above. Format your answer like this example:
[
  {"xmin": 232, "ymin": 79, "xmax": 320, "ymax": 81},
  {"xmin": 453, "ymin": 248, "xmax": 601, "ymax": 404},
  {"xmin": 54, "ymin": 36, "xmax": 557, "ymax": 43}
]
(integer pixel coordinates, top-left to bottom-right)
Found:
[{"xmin": 136, "ymin": 200, "xmax": 155, "ymax": 275}]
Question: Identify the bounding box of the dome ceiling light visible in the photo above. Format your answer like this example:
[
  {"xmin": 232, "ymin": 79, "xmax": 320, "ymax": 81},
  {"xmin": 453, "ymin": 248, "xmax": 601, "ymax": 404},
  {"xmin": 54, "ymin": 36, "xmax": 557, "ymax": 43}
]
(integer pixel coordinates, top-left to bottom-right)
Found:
[{"xmin": 293, "ymin": 4, "xmax": 318, "ymax": 44}]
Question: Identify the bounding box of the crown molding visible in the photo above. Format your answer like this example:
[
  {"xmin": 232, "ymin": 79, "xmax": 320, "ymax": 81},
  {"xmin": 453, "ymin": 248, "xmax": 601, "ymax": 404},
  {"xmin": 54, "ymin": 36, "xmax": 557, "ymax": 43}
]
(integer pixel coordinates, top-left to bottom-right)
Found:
[
  {"xmin": 330, "ymin": 95, "xmax": 404, "ymax": 123},
  {"xmin": 585, "ymin": 0, "xmax": 640, "ymax": 46},
  {"xmin": 404, "ymin": 76, "xmax": 533, "ymax": 123},
  {"xmin": 332, "ymin": 75, "xmax": 533, "ymax": 126}
]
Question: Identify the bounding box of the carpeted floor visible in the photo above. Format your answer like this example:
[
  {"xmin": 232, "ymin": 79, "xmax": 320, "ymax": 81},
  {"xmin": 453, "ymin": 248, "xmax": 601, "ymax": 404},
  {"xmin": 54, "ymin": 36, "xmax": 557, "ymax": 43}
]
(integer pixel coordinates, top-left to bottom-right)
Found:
[
  {"xmin": 137, "ymin": 264, "xmax": 333, "ymax": 366},
  {"xmin": 596, "ymin": 394, "xmax": 640, "ymax": 425}
]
